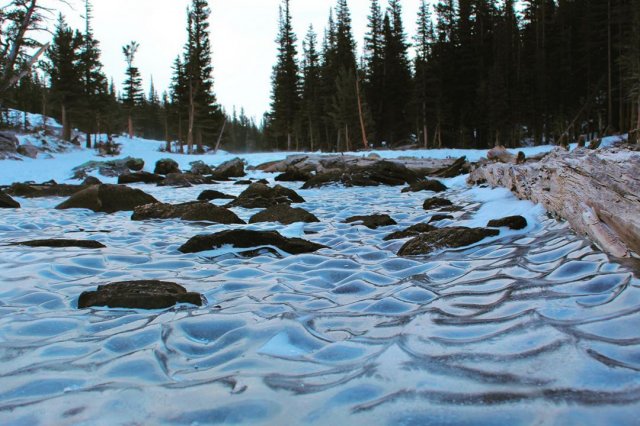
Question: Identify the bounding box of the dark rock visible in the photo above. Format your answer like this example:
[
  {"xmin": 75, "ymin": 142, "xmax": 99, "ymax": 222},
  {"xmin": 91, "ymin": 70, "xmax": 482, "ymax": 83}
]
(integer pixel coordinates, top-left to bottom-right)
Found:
[
  {"xmin": 132, "ymin": 202, "xmax": 244, "ymax": 224},
  {"xmin": 428, "ymin": 214, "xmax": 454, "ymax": 223},
  {"xmin": 197, "ymin": 190, "xmax": 236, "ymax": 201},
  {"xmin": 211, "ymin": 158, "xmax": 245, "ymax": 179},
  {"xmin": 384, "ymin": 223, "xmax": 436, "ymax": 241},
  {"xmin": 82, "ymin": 176, "xmax": 102, "ymax": 186},
  {"xmin": 256, "ymin": 179, "xmax": 269, "ymax": 184},
  {"xmin": 0, "ymin": 131, "xmax": 18, "ymax": 158},
  {"xmin": 398, "ymin": 227, "xmax": 500, "ymax": 256},
  {"xmin": 17, "ymin": 144, "xmax": 38, "ymax": 158},
  {"xmin": 118, "ymin": 171, "xmax": 165, "ymax": 184},
  {"xmin": 227, "ymin": 183, "xmax": 305, "ymax": 209},
  {"xmin": 78, "ymin": 280, "xmax": 204, "ymax": 309},
  {"xmin": 72, "ymin": 157, "xmax": 144, "ymax": 179},
  {"xmin": 301, "ymin": 170, "xmax": 347, "ymax": 189},
  {"xmin": 125, "ymin": 158, "xmax": 145, "ymax": 171},
  {"xmin": 302, "ymin": 160, "xmax": 419, "ymax": 189},
  {"xmin": 189, "ymin": 160, "xmax": 212, "ymax": 175},
  {"xmin": 402, "ymin": 179, "xmax": 448, "ymax": 193},
  {"xmin": 487, "ymin": 215, "xmax": 528, "ymax": 230},
  {"xmin": 178, "ymin": 230, "xmax": 326, "ymax": 255},
  {"xmin": 234, "ymin": 179, "xmax": 254, "ymax": 185},
  {"xmin": 275, "ymin": 169, "xmax": 313, "ymax": 182},
  {"xmin": 249, "ymin": 204, "xmax": 320, "ymax": 225},
  {"xmin": 423, "ymin": 197, "xmax": 454, "ymax": 210},
  {"xmin": 0, "ymin": 191, "xmax": 20, "ymax": 208},
  {"xmin": 154, "ymin": 158, "xmax": 181, "ymax": 175},
  {"xmin": 7, "ymin": 182, "xmax": 85, "ymax": 198},
  {"xmin": 56, "ymin": 184, "xmax": 158, "ymax": 213},
  {"xmin": 12, "ymin": 239, "xmax": 105, "ymax": 249},
  {"xmin": 366, "ymin": 161, "xmax": 420, "ymax": 186},
  {"xmin": 158, "ymin": 173, "xmax": 211, "ymax": 187},
  {"xmin": 432, "ymin": 156, "xmax": 469, "ymax": 178},
  {"xmin": 345, "ymin": 214, "xmax": 397, "ymax": 229}
]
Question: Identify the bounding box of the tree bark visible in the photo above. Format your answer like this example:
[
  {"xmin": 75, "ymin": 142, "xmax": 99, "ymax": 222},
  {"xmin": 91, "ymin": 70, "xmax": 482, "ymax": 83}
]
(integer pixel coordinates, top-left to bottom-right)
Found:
[
  {"xmin": 214, "ymin": 118, "xmax": 227, "ymax": 154},
  {"xmin": 469, "ymin": 147, "xmax": 640, "ymax": 258},
  {"xmin": 356, "ymin": 74, "xmax": 368, "ymax": 149},
  {"xmin": 187, "ymin": 80, "xmax": 195, "ymax": 154},
  {"xmin": 128, "ymin": 114, "xmax": 134, "ymax": 139}
]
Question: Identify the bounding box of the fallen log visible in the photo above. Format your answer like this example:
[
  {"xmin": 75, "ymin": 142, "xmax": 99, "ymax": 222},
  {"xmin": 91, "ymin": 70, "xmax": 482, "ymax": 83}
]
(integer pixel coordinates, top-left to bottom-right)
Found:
[{"xmin": 468, "ymin": 147, "xmax": 640, "ymax": 258}]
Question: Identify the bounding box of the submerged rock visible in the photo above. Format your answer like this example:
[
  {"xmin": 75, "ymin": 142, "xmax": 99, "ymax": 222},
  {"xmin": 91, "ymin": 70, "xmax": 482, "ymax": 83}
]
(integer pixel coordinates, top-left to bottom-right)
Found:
[
  {"xmin": 78, "ymin": 280, "xmax": 204, "ymax": 309},
  {"xmin": 211, "ymin": 158, "xmax": 245, "ymax": 179},
  {"xmin": 402, "ymin": 179, "xmax": 448, "ymax": 193},
  {"xmin": 118, "ymin": 171, "xmax": 165, "ymax": 184},
  {"xmin": 429, "ymin": 214, "xmax": 454, "ymax": 223},
  {"xmin": 7, "ymin": 182, "xmax": 86, "ymax": 198},
  {"xmin": 345, "ymin": 214, "xmax": 397, "ymax": 229},
  {"xmin": 158, "ymin": 173, "xmax": 212, "ymax": 187},
  {"xmin": 398, "ymin": 227, "xmax": 500, "ymax": 256},
  {"xmin": 12, "ymin": 239, "xmax": 105, "ymax": 249},
  {"xmin": 423, "ymin": 197, "xmax": 454, "ymax": 210},
  {"xmin": 82, "ymin": 176, "xmax": 102, "ymax": 186},
  {"xmin": 179, "ymin": 230, "xmax": 326, "ymax": 255},
  {"xmin": 189, "ymin": 160, "xmax": 212, "ymax": 175},
  {"xmin": 132, "ymin": 202, "xmax": 244, "ymax": 224},
  {"xmin": 56, "ymin": 184, "xmax": 158, "ymax": 213},
  {"xmin": 249, "ymin": 204, "xmax": 320, "ymax": 225},
  {"xmin": 487, "ymin": 215, "xmax": 528, "ymax": 230},
  {"xmin": 125, "ymin": 158, "xmax": 145, "ymax": 171},
  {"xmin": 227, "ymin": 183, "xmax": 305, "ymax": 209},
  {"xmin": 275, "ymin": 169, "xmax": 313, "ymax": 182},
  {"xmin": 384, "ymin": 223, "xmax": 437, "ymax": 241},
  {"xmin": 302, "ymin": 160, "xmax": 419, "ymax": 189},
  {"xmin": 72, "ymin": 156, "xmax": 145, "ymax": 179},
  {"xmin": 197, "ymin": 190, "xmax": 236, "ymax": 201},
  {"xmin": 154, "ymin": 158, "xmax": 181, "ymax": 175},
  {"xmin": 0, "ymin": 191, "xmax": 20, "ymax": 208}
]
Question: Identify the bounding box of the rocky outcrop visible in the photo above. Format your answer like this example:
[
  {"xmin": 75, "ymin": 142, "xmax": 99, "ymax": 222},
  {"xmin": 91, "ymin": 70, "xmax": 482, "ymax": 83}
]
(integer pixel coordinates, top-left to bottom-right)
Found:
[
  {"xmin": 118, "ymin": 171, "xmax": 165, "ymax": 184},
  {"xmin": 12, "ymin": 239, "xmax": 105, "ymax": 249},
  {"xmin": 249, "ymin": 204, "xmax": 320, "ymax": 225},
  {"xmin": 275, "ymin": 169, "xmax": 313, "ymax": 182},
  {"xmin": 132, "ymin": 202, "xmax": 244, "ymax": 224},
  {"xmin": 398, "ymin": 227, "xmax": 500, "ymax": 256},
  {"xmin": 157, "ymin": 173, "xmax": 212, "ymax": 187},
  {"xmin": 179, "ymin": 230, "xmax": 326, "ymax": 255},
  {"xmin": 78, "ymin": 280, "xmax": 204, "ymax": 309},
  {"xmin": 7, "ymin": 182, "xmax": 86, "ymax": 198},
  {"xmin": 154, "ymin": 158, "xmax": 181, "ymax": 175},
  {"xmin": 197, "ymin": 190, "xmax": 236, "ymax": 201},
  {"xmin": 82, "ymin": 176, "xmax": 102, "ymax": 186},
  {"xmin": 56, "ymin": 184, "xmax": 158, "ymax": 213},
  {"xmin": 428, "ymin": 214, "xmax": 454, "ymax": 223},
  {"xmin": 227, "ymin": 183, "xmax": 305, "ymax": 209},
  {"xmin": 384, "ymin": 223, "xmax": 437, "ymax": 241},
  {"xmin": 302, "ymin": 160, "xmax": 420, "ymax": 189},
  {"xmin": 189, "ymin": 160, "xmax": 212, "ymax": 175},
  {"xmin": 125, "ymin": 158, "xmax": 145, "ymax": 171},
  {"xmin": 423, "ymin": 197, "xmax": 454, "ymax": 210},
  {"xmin": 17, "ymin": 144, "xmax": 38, "ymax": 158},
  {"xmin": 211, "ymin": 158, "xmax": 245, "ymax": 179},
  {"xmin": 0, "ymin": 191, "xmax": 20, "ymax": 208},
  {"xmin": 0, "ymin": 131, "xmax": 18, "ymax": 159},
  {"xmin": 72, "ymin": 157, "xmax": 145, "ymax": 179},
  {"xmin": 402, "ymin": 179, "xmax": 448, "ymax": 193},
  {"xmin": 469, "ymin": 147, "xmax": 640, "ymax": 257},
  {"xmin": 487, "ymin": 215, "xmax": 528, "ymax": 230},
  {"xmin": 345, "ymin": 214, "xmax": 397, "ymax": 229}
]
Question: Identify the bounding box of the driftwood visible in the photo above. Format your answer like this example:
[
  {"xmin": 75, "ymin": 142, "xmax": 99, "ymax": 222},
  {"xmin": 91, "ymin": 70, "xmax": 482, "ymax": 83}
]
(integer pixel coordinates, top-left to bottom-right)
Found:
[{"xmin": 468, "ymin": 147, "xmax": 640, "ymax": 258}]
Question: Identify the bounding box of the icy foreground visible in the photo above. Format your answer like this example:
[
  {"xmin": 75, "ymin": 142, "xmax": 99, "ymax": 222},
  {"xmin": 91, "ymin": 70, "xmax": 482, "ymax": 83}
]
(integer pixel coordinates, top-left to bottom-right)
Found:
[{"xmin": 0, "ymin": 139, "xmax": 639, "ymax": 424}]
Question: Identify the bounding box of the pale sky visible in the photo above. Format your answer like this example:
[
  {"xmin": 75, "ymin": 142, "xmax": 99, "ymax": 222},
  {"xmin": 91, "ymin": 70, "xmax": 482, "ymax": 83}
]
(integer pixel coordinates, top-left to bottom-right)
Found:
[{"xmin": 46, "ymin": 0, "xmax": 422, "ymax": 120}]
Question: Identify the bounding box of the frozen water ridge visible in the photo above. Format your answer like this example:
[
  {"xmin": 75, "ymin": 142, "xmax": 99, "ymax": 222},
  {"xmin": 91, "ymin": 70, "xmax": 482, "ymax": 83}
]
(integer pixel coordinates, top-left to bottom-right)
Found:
[{"xmin": 1, "ymin": 163, "xmax": 639, "ymax": 424}]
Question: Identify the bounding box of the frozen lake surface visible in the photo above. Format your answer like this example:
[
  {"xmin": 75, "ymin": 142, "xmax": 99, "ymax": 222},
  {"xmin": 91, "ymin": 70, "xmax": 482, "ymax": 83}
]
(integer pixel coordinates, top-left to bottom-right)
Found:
[{"xmin": 0, "ymin": 145, "xmax": 639, "ymax": 424}]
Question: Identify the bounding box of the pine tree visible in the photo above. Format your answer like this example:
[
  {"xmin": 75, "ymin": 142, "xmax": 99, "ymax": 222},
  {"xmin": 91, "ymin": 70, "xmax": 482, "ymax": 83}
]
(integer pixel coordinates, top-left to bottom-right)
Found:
[
  {"xmin": 122, "ymin": 41, "xmax": 142, "ymax": 138},
  {"xmin": 269, "ymin": 0, "xmax": 300, "ymax": 151},
  {"xmin": 301, "ymin": 25, "xmax": 322, "ymax": 151},
  {"xmin": 364, "ymin": 0, "xmax": 385, "ymax": 143},
  {"xmin": 413, "ymin": 0, "xmax": 436, "ymax": 148}
]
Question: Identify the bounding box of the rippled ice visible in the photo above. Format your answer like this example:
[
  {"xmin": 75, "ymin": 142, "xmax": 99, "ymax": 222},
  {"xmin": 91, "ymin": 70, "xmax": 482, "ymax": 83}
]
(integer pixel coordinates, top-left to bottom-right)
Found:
[{"xmin": 0, "ymin": 174, "xmax": 639, "ymax": 425}]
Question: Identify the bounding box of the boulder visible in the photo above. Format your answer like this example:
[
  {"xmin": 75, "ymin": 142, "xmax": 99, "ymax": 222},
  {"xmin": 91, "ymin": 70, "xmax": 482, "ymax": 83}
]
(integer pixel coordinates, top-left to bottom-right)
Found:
[
  {"xmin": 12, "ymin": 239, "xmax": 105, "ymax": 249},
  {"xmin": 487, "ymin": 215, "xmax": 528, "ymax": 230},
  {"xmin": 0, "ymin": 131, "xmax": 18, "ymax": 158},
  {"xmin": 398, "ymin": 227, "xmax": 500, "ymax": 256},
  {"xmin": 125, "ymin": 158, "xmax": 145, "ymax": 171},
  {"xmin": 0, "ymin": 191, "xmax": 20, "ymax": 208},
  {"xmin": 72, "ymin": 157, "xmax": 145, "ymax": 179},
  {"xmin": 82, "ymin": 176, "xmax": 102, "ymax": 186},
  {"xmin": 432, "ymin": 156, "xmax": 469, "ymax": 178},
  {"xmin": 7, "ymin": 182, "xmax": 85, "ymax": 198},
  {"xmin": 178, "ymin": 230, "xmax": 326, "ymax": 255},
  {"xmin": 17, "ymin": 144, "xmax": 38, "ymax": 159},
  {"xmin": 227, "ymin": 183, "xmax": 305, "ymax": 209},
  {"xmin": 345, "ymin": 214, "xmax": 397, "ymax": 229},
  {"xmin": 154, "ymin": 158, "xmax": 181, "ymax": 175},
  {"xmin": 197, "ymin": 190, "xmax": 236, "ymax": 201},
  {"xmin": 275, "ymin": 169, "xmax": 313, "ymax": 182},
  {"xmin": 428, "ymin": 214, "xmax": 454, "ymax": 223},
  {"xmin": 118, "ymin": 171, "xmax": 165, "ymax": 184},
  {"xmin": 402, "ymin": 179, "xmax": 448, "ymax": 193},
  {"xmin": 302, "ymin": 160, "xmax": 419, "ymax": 189},
  {"xmin": 189, "ymin": 160, "xmax": 212, "ymax": 175},
  {"xmin": 423, "ymin": 197, "xmax": 454, "ymax": 210},
  {"xmin": 56, "ymin": 184, "xmax": 158, "ymax": 213},
  {"xmin": 211, "ymin": 158, "xmax": 245, "ymax": 179},
  {"xmin": 384, "ymin": 223, "xmax": 437, "ymax": 241},
  {"xmin": 132, "ymin": 202, "xmax": 244, "ymax": 224},
  {"xmin": 78, "ymin": 280, "xmax": 204, "ymax": 309},
  {"xmin": 158, "ymin": 173, "xmax": 212, "ymax": 187},
  {"xmin": 234, "ymin": 179, "xmax": 254, "ymax": 185},
  {"xmin": 249, "ymin": 204, "xmax": 320, "ymax": 225}
]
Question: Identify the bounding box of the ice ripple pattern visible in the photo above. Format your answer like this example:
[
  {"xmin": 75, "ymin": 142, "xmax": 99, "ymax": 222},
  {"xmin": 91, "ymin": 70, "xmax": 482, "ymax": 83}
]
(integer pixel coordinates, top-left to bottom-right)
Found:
[{"xmin": 0, "ymin": 175, "xmax": 639, "ymax": 425}]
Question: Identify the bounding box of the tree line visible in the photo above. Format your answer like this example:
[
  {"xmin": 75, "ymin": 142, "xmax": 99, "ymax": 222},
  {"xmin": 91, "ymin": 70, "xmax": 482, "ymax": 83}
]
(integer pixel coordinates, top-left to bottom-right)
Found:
[
  {"xmin": 0, "ymin": 0, "xmax": 263, "ymax": 153},
  {"xmin": 267, "ymin": 0, "xmax": 640, "ymax": 150}
]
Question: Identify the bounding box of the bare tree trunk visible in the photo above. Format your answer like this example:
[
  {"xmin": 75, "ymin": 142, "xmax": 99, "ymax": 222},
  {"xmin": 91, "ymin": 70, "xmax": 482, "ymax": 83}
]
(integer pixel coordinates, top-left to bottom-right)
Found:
[
  {"xmin": 164, "ymin": 113, "xmax": 170, "ymax": 152},
  {"xmin": 178, "ymin": 116, "xmax": 184, "ymax": 153},
  {"xmin": 61, "ymin": 104, "xmax": 70, "ymax": 141},
  {"xmin": 187, "ymin": 81, "xmax": 195, "ymax": 154},
  {"xmin": 287, "ymin": 132, "xmax": 292, "ymax": 151},
  {"xmin": 422, "ymin": 101, "xmax": 428, "ymax": 149},
  {"xmin": 345, "ymin": 124, "xmax": 350, "ymax": 152},
  {"xmin": 86, "ymin": 131, "xmax": 91, "ymax": 149},
  {"xmin": 309, "ymin": 117, "xmax": 314, "ymax": 152},
  {"xmin": 336, "ymin": 128, "xmax": 341, "ymax": 153},
  {"xmin": 214, "ymin": 118, "xmax": 227, "ymax": 154},
  {"xmin": 41, "ymin": 90, "xmax": 47, "ymax": 135},
  {"xmin": 355, "ymin": 74, "xmax": 368, "ymax": 149},
  {"xmin": 128, "ymin": 114, "xmax": 133, "ymax": 139},
  {"xmin": 196, "ymin": 129, "xmax": 203, "ymax": 154}
]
